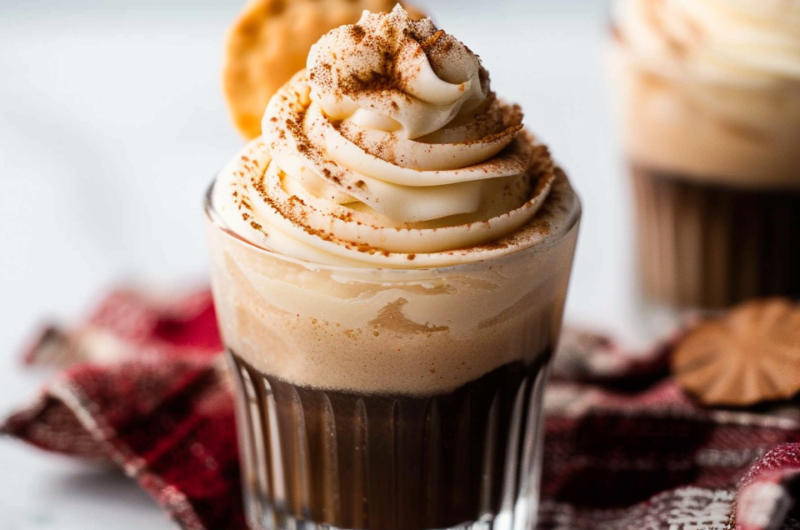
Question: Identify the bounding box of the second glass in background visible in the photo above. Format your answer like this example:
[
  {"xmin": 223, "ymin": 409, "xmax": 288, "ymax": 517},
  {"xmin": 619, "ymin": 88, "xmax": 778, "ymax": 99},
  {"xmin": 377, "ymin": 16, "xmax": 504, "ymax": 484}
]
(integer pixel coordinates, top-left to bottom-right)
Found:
[{"xmin": 609, "ymin": 1, "xmax": 800, "ymax": 314}]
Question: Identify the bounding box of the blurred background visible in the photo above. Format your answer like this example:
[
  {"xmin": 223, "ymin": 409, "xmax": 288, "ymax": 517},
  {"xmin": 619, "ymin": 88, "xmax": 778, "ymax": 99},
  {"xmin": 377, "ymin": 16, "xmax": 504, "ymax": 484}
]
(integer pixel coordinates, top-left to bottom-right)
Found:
[{"xmin": 0, "ymin": 1, "xmax": 624, "ymax": 528}]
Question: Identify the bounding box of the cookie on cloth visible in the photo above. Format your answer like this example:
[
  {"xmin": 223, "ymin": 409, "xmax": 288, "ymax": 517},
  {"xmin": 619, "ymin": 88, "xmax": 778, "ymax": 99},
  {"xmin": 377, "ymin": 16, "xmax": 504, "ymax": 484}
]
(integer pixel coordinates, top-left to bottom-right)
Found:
[
  {"xmin": 672, "ymin": 298, "xmax": 800, "ymax": 407},
  {"xmin": 223, "ymin": 0, "xmax": 427, "ymax": 139}
]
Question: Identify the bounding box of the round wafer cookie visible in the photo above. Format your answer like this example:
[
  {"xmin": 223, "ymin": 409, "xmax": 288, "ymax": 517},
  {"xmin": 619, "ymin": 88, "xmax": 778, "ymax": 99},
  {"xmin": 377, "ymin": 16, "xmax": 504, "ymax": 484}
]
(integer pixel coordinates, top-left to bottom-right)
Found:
[
  {"xmin": 672, "ymin": 298, "xmax": 800, "ymax": 406},
  {"xmin": 223, "ymin": 0, "xmax": 427, "ymax": 139}
]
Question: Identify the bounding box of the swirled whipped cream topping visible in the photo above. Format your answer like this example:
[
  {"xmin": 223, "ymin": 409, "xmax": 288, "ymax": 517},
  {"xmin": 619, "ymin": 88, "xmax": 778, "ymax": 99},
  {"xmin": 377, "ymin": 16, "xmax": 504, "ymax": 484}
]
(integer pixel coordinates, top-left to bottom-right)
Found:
[
  {"xmin": 613, "ymin": 0, "xmax": 800, "ymax": 87},
  {"xmin": 213, "ymin": 6, "xmax": 560, "ymax": 268}
]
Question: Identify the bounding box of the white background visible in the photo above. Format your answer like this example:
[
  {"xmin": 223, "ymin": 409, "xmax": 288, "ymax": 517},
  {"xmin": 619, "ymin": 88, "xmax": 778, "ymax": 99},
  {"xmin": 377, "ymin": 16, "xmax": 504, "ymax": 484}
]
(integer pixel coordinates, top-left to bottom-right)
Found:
[{"xmin": 0, "ymin": 1, "xmax": 636, "ymax": 528}]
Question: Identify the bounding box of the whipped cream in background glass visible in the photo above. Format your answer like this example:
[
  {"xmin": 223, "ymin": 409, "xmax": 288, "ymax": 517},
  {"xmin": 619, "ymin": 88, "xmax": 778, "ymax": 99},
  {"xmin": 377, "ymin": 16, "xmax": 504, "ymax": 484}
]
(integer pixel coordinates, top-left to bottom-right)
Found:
[
  {"xmin": 611, "ymin": 0, "xmax": 800, "ymax": 188},
  {"xmin": 609, "ymin": 0, "xmax": 800, "ymax": 312},
  {"xmin": 206, "ymin": 7, "xmax": 580, "ymax": 530}
]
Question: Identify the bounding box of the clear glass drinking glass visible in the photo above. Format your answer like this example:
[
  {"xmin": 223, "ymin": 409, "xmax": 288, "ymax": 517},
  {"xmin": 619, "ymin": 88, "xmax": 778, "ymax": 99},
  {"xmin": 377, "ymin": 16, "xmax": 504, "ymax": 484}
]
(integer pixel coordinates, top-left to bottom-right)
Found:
[
  {"xmin": 609, "ymin": 27, "xmax": 800, "ymax": 317},
  {"xmin": 205, "ymin": 180, "xmax": 580, "ymax": 530}
]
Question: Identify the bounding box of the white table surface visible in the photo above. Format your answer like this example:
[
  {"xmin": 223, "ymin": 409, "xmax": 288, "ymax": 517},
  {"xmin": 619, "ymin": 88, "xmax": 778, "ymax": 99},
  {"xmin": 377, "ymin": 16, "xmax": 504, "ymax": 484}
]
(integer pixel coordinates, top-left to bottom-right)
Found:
[{"xmin": 0, "ymin": 1, "xmax": 636, "ymax": 528}]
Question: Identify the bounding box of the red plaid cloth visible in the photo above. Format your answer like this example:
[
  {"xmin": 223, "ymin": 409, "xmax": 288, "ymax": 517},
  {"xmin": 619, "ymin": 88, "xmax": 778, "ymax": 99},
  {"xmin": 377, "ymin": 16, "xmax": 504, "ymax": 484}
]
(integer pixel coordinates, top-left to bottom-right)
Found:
[{"xmin": 2, "ymin": 288, "xmax": 799, "ymax": 530}]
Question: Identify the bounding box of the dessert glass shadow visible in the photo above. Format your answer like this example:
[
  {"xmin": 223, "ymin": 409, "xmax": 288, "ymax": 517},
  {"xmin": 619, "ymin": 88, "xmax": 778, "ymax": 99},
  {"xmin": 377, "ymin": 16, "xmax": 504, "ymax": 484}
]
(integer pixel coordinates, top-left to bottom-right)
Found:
[{"xmin": 205, "ymin": 180, "xmax": 580, "ymax": 530}]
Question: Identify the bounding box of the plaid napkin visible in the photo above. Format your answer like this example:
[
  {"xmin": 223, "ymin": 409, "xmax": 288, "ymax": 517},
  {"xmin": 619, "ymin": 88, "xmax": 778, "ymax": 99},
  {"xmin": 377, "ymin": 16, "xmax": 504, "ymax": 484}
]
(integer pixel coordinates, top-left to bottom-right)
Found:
[{"xmin": 2, "ymin": 288, "xmax": 799, "ymax": 530}]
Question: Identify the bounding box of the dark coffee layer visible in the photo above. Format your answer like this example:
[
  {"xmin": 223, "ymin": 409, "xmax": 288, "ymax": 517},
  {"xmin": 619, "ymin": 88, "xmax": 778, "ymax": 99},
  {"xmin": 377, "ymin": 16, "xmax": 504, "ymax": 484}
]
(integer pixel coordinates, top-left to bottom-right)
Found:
[
  {"xmin": 228, "ymin": 350, "xmax": 551, "ymax": 530},
  {"xmin": 632, "ymin": 166, "xmax": 800, "ymax": 309}
]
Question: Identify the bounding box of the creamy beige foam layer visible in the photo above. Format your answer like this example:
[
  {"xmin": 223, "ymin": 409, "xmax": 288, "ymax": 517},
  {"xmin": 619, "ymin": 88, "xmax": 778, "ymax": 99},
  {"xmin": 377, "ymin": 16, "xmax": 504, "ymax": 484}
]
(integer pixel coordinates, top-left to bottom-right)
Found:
[
  {"xmin": 207, "ymin": 172, "xmax": 579, "ymax": 396},
  {"xmin": 611, "ymin": 0, "xmax": 800, "ymax": 188}
]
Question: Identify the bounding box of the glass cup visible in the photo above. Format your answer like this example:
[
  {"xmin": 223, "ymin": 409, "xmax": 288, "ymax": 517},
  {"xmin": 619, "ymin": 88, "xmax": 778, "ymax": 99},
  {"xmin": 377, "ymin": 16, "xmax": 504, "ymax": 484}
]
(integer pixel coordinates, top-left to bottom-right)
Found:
[
  {"xmin": 205, "ymin": 178, "xmax": 580, "ymax": 530},
  {"xmin": 609, "ymin": 33, "xmax": 800, "ymax": 318}
]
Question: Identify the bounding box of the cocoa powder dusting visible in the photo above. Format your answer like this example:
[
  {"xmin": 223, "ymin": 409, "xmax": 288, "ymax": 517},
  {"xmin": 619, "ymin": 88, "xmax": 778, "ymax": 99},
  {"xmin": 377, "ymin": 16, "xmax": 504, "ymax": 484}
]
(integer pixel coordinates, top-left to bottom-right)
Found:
[
  {"xmin": 350, "ymin": 24, "xmax": 366, "ymax": 44},
  {"xmin": 307, "ymin": 10, "xmax": 448, "ymax": 101}
]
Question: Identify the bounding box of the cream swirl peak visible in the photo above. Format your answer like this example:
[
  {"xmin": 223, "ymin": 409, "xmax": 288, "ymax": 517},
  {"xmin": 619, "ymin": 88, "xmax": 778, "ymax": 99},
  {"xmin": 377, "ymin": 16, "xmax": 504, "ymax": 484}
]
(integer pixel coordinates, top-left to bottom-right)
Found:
[
  {"xmin": 213, "ymin": 6, "xmax": 564, "ymax": 268},
  {"xmin": 613, "ymin": 0, "xmax": 800, "ymax": 87},
  {"xmin": 307, "ymin": 6, "xmax": 487, "ymax": 140}
]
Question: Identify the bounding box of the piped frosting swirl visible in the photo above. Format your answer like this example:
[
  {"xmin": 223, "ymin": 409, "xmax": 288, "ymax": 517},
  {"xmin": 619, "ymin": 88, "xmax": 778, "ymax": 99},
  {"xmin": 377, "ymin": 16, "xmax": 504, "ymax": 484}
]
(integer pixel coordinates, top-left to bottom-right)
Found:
[{"xmin": 214, "ymin": 6, "xmax": 557, "ymax": 267}]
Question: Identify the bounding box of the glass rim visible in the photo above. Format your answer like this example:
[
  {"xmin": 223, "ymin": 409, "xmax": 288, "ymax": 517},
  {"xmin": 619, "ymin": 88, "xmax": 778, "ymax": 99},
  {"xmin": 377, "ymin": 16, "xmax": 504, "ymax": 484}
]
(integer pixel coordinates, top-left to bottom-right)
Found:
[{"xmin": 204, "ymin": 177, "xmax": 581, "ymax": 275}]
